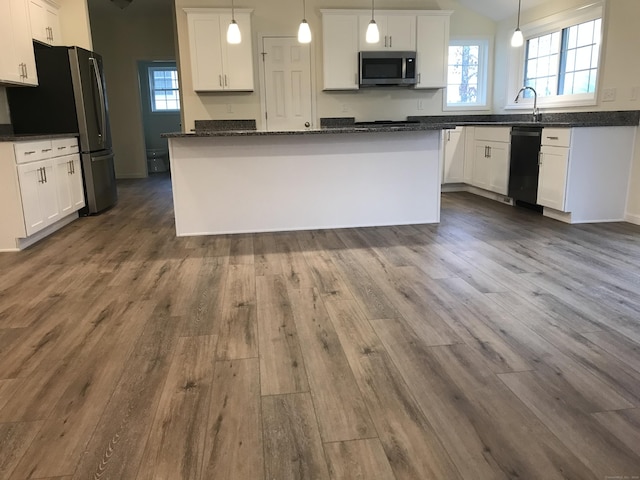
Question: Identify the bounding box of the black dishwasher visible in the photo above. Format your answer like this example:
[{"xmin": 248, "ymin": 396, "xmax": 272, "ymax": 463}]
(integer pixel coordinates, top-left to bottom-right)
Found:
[{"xmin": 508, "ymin": 126, "xmax": 543, "ymax": 206}]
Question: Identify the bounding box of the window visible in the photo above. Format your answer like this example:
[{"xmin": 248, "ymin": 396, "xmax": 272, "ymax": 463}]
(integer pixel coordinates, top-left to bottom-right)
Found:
[
  {"xmin": 510, "ymin": 2, "xmax": 604, "ymax": 107},
  {"xmin": 446, "ymin": 39, "xmax": 489, "ymax": 109},
  {"xmin": 524, "ymin": 18, "xmax": 601, "ymax": 98},
  {"xmin": 149, "ymin": 67, "xmax": 180, "ymax": 112}
]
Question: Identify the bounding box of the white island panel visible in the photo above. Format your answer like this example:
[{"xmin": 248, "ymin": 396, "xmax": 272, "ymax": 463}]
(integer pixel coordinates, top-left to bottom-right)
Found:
[{"xmin": 169, "ymin": 130, "xmax": 441, "ymax": 236}]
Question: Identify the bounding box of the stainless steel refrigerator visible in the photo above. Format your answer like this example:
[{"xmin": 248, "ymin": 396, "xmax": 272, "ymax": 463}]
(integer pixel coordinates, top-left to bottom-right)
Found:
[{"xmin": 8, "ymin": 45, "xmax": 117, "ymax": 214}]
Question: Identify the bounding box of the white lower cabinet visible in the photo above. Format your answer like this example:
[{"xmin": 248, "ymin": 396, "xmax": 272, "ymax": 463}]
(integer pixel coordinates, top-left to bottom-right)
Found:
[
  {"xmin": 442, "ymin": 127, "xmax": 465, "ymax": 184},
  {"xmin": 537, "ymin": 145, "xmax": 569, "ymax": 211},
  {"xmin": 470, "ymin": 127, "xmax": 511, "ymax": 195},
  {"xmin": 17, "ymin": 159, "xmax": 59, "ymax": 235},
  {"xmin": 0, "ymin": 137, "xmax": 84, "ymax": 250}
]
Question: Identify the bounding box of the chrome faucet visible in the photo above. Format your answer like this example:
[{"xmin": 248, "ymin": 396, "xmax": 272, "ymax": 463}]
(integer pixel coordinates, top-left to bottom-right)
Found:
[{"xmin": 515, "ymin": 86, "xmax": 540, "ymax": 122}]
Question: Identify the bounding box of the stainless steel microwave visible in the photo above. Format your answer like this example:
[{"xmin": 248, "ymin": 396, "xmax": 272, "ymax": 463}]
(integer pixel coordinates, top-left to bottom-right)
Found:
[{"xmin": 359, "ymin": 51, "xmax": 417, "ymax": 86}]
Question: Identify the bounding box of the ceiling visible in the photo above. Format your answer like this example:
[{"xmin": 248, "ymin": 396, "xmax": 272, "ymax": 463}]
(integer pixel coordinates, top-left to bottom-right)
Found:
[{"xmin": 456, "ymin": 0, "xmax": 549, "ymax": 21}]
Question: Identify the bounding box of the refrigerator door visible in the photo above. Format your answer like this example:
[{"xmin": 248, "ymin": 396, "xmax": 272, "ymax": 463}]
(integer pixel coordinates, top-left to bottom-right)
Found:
[
  {"xmin": 82, "ymin": 150, "xmax": 117, "ymax": 214},
  {"xmin": 69, "ymin": 48, "xmax": 112, "ymax": 153}
]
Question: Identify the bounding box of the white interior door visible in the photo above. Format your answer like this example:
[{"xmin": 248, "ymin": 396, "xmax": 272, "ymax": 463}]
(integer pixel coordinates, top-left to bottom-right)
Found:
[{"xmin": 262, "ymin": 37, "xmax": 312, "ymax": 131}]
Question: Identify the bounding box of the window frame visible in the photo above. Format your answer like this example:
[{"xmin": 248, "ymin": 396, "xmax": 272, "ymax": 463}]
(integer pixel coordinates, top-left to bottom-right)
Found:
[
  {"xmin": 148, "ymin": 66, "xmax": 181, "ymax": 113},
  {"xmin": 444, "ymin": 36, "xmax": 492, "ymax": 111},
  {"xmin": 506, "ymin": 2, "xmax": 604, "ymax": 110}
]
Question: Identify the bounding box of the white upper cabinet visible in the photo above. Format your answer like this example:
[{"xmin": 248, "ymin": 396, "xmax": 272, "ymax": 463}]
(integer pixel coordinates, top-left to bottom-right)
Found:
[
  {"xmin": 322, "ymin": 13, "xmax": 359, "ymax": 90},
  {"xmin": 415, "ymin": 12, "xmax": 451, "ymax": 89},
  {"xmin": 358, "ymin": 14, "xmax": 416, "ymax": 51},
  {"xmin": 29, "ymin": 0, "xmax": 62, "ymax": 46},
  {"xmin": 0, "ymin": 0, "xmax": 38, "ymax": 86},
  {"xmin": 184, "ymin": 9, "xmax": 254, "ymax": 92}
]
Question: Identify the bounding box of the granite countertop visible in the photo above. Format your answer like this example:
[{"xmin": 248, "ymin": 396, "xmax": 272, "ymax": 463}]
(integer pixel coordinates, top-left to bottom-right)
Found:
[
  {"xmin": 162, "ymin": 122, "xmax": 448, "ymax": 138},
  {"xmin": 0, "ymin": 132, "xmax": 80, "ymax": 142}
]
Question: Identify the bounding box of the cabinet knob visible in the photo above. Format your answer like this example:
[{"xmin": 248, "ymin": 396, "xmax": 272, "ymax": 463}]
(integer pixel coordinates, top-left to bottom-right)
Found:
[{"xmin": 304, "ymin": 122, "xmax": 310, "ymax": 128}]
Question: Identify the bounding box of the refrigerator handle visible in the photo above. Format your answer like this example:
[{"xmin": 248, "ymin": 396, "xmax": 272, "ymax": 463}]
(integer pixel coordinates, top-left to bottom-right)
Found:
[{"xmin": 89, "ymin": 57, "xmax": 107, "ymax": 146}]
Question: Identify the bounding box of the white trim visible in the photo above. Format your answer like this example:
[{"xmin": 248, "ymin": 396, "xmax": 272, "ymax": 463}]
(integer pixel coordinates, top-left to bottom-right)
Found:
[
  {"xmin": 444, "ymin": 36, "xmax": 492, "ymax": 111},
  {"xmin": 625, "ymin": 213, "xmax": 640, "ymax": 226}
]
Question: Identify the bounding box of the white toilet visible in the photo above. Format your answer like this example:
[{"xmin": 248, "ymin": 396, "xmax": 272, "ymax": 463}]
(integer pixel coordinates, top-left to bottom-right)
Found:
[{"xmin": 147, "ymin": 148, "xmax": 169, "ymax": 173}]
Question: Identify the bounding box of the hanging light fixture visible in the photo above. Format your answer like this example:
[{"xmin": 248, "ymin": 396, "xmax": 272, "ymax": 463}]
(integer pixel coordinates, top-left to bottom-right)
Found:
[
  {"xmin": 297, "ymin": 0, "xmax": 311, "ymax": 43},
  {"xmin": 511, "ymin": 0, "xmax": 524, "ymax": 47},
  {"xmin": 366, "ymin": 0, "xmax": 380, "ymax": 44},
  {"xmin": 227, "ymin": 0, "xmax": 241, "ymax": 44}
]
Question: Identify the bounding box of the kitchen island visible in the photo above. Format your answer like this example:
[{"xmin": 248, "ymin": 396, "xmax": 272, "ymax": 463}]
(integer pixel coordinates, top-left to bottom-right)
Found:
[{"xmin": 163, "ymin": 124, "xmax": 446, "ymax": 236}]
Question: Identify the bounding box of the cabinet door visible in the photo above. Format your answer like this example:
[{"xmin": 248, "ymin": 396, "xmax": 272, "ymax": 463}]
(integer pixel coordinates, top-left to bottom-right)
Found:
[
  {"xmin": 385, "ymin": 15, "xmax": 415, "ymax": 51},
  {"xmin": 54, "ymin": 155, "xmax": 74, "ymax": 215},
  {"xmin": 472, "ymin": 143, "xmax": 491, "ymax": 190},
  {"xmin": 358, "ymin": 14, "xmax": 385, "ymax": 51},
  {"xmin": 220, "ymin": 12, "xmax": 254, "ymax": 91},
  {"xmin": 0, "ymin": 0, "xmax": 20, "ymax": 84},
  {"xmin": 537, "ymin": 145, "xmax": 569, "ymax": 211},
  {"xmin": 17, "ymin": 159, "xmax": 58, "ymax": 236},
  {"xmin": 488, "ymin": 142, "xmax": 510, "ymax": 195},
  {"xmin": 415, "ymin": 14, "xmax": 449, "ymax": 88},
  {"xmin": 29, "ymin": 0, "xmax": 48, "ymax": 44},
  {"xmin": 186, "ymin": 12, "xmax": 224, "ymax": 91},
  {"xmin": 12, "ymin": 0, "xmax": 38, "ymax": 85},
  {"xmin": 45, "ymin": 2, "xmax": 61, "ymax": 45},
  {"xmin": 443, "ymin": 128, "xmax": 465, "ymax": 184},
  {"xmin": 70, "ymin": 154, "xmax": 85, "ymax": 210},
  {"xmin": 322, "ymin": 14, "xmax": 359, "ymax": 90}
]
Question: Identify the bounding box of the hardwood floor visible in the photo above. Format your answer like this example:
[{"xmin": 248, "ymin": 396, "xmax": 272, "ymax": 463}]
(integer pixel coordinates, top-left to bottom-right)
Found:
[{"xmin": 1, "ymin": 173, "xmax": 640, "ymax": 479}]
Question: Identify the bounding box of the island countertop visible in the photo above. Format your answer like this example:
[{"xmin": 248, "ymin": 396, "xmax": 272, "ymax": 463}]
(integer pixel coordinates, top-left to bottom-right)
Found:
[{"xmin": 161, "ymin": 122, "xmax": 449, "ymax": 138}]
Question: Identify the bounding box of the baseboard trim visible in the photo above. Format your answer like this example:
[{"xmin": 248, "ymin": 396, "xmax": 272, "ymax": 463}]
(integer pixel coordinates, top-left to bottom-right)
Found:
[
  {"xmin": 625, "ymin": 213, "xmax": 640, "ymax": 225},
  {"xmin": 14, "ymin": 213, "xmax": 78, "ymax": 251}
]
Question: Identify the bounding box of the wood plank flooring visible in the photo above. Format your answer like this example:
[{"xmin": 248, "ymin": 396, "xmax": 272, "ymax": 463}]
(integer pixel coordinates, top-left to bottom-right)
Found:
[{"xmin": 1, "ymin": 173, "xmax": 640, "ymax": 479}]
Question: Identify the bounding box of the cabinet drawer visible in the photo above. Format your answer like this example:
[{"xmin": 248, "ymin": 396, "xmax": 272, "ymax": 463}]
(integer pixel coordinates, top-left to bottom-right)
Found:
[
  {"xmin": 474, "ymin": 127, "xmax": 510, "ymax": 143},
  {"xmin": 51, "ymin": 138, "xmax": 79, "ymax": 157},
  {"xmin": 542, "ymin": 128, "xmax": 571, "ymax": 147},
  {"xmin": 14, "ymin": 140, "xmax": 53, "ymax": 163}
]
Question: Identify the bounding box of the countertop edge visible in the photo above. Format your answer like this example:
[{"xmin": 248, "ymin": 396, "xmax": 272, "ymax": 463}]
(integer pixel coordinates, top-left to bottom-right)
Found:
[{"xmin": 0, "ymin": 133, "xmax": 80, "ymax": 142}]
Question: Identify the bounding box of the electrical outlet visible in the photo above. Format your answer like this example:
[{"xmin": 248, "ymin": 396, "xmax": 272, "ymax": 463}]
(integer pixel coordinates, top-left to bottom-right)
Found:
[
  {"xmin": 341, "ymin": 104, "xmax": 349, "ymax": 113},
  {"xmin": 602, "ymin": 88, "xmax": 616, "ymax": 102},
  {"xmin": 226, "ymin": 104, "xmax": 233, "ymax": 113},
  {"xmin": 631, "ymin": 86, "xmax": 640, "ymax": 101}
]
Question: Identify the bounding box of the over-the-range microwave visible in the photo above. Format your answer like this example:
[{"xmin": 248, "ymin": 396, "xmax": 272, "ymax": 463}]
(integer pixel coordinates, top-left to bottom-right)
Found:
[{"xmin": 359, "ymin": 51, "xmax": 417, "ymax": 87}]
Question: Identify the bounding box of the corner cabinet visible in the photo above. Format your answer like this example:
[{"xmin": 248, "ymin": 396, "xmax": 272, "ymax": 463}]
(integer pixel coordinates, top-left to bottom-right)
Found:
[
  {"xmin": 322, "ymin": 13, "xmax": 359, "ymax": 90},
  {"xmin": 0, "ymin": 0, "xmax": 38, "ymax": 86},
  {"xmin": 184, "ymin": 8, "xmax": 254, "ymax": 92},
  {"xmin": 321, "ymin": 9, "xmax": 450, "ymax": 91},
  {"xmin": 470, "ymin": 127, "xmax": 511, "ymax": 196},
  {"xmin": 415, "ymin": 12, "xmax": 451, "ymax": 89},
  {"xmin": 29, "ymin": 0, "xmax": 61, "ymax": 46},
  {"xmin": 0, "ymin": 137, "xmax": 84, "ymax": 251}
]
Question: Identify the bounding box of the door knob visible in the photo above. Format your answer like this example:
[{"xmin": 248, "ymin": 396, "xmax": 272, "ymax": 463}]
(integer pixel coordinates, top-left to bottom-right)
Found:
[{"xmin": 304, "ymin": 122, "xmax": 310, "ymax": 128}]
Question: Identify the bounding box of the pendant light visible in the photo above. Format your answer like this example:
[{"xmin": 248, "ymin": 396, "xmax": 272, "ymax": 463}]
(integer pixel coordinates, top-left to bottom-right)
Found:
[
  {"xmin": 366, "ymin": 0, "xmax": 380, "ymax": 44},
  {"xmin": 511, "ymin": 0, "xmax": 524, "ymax": 47},
  {"xmin": 297, "ymin": 0, "xmax": 311, "ymax": 43},
  {"xmin": 227, "ymin": 0, "xmax": 241, "ymax": 44}
]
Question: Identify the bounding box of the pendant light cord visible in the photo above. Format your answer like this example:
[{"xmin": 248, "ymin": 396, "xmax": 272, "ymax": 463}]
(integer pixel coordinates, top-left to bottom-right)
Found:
[
  {"xmin": 231, "ymin": 0, "xmax": 235, "ymax": 21},
  {"xmin": 371, "ymin": 0, "xmax": 375, "ymax": 21},
  {"xmin": 303, "ymin": 0, "xmax": 306, "ymax": 19},
  {"xmin": 516, "ymin": 0, "xmax": 521, "ymax": 29}
]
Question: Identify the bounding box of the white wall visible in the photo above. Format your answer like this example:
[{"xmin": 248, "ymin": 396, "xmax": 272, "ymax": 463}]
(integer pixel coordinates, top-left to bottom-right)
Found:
[
  {"xmin": 174, "ymin": 0, "xmax": 496, "ymax": 131},
  {"xmin": 88, "ymin": 2, "xmax": 177, "ymax": 178}
]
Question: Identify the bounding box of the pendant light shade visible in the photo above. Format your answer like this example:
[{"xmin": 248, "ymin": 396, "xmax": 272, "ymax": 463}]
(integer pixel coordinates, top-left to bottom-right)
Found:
[
  {"xmin": 297, "ymin": 0, "xmax": 311, "ymax": 43},
  {"xmin": 366, "ymin": 0, "xmax": 379, "ymax": 44},
  {"xmin": 227, "ymin": 0, "xmax": 241, "ymax": 44},
  {"xmin": 511, "ymin": 0, "xmax": 523, "ymax": 47}
]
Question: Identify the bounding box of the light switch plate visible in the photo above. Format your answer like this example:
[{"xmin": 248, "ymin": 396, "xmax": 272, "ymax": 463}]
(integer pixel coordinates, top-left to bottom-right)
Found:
[{"xmin": 602, "ymin": 88, "xmax": 616, "ymax": 102}]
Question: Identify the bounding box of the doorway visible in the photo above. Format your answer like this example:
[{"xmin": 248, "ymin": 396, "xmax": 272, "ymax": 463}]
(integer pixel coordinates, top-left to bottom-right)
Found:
[
  {"xmin": 137, "ymin": 61, "xmax": 181, "ymax": 175},
  {"xmin": 260, "ymin": 36, "xmax": 314, "ymax": 131}
]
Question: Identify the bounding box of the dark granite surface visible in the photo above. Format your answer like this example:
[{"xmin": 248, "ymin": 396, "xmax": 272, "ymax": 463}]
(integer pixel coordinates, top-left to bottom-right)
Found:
[
  {"xmin": 194, "ymin": 119, "xmax": 257, "ymax": 131},
  {"xmin": 320, "ymin": 117, "xmax": 356, "ymax": 128},
  {"xmin": 0, "ymin": 132, "xmax": 80, "ymax": 142},
  {"xmin": 163, "ymin": 122, "xmax": 447, "ymax": 138},
  {"xmin": 408, "ymin": 110, "xmax": 640, "ymax": 127}
]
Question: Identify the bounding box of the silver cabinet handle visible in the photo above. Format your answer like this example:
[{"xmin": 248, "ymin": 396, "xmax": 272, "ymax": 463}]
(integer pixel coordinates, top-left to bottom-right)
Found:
[
  {"xmin": 447, "ymin": 131, "xmax": 451, "ymax": 141},
  {"xmin": 23, "ymin": 64, "xmax": 28, "ymax": 79},
  {"xmin": 538, "ymin": 152, "xmax": 543, "ymax": 166},
  {"xmin": 384, "ymin": 36, "xmax": 387, "ymax": 48},
  {"xmin": 418, "ymin": 73, "xmax": 421, "ymax": 84},
  {"xmin": 224, "ymin": 75, "xmax": 228, "ymax": 87},
  {"xmin": 355, "ymin": 73, "xmax": 358, "ymax": 85},
  {"xmin": 546, "ymin": 136, "xmax": 559, "ymax": 140},
  {"xmin": 25, "ymin": 150, "xmax": 36, "ymax": 155},
  {"xmin": 57, "ymin": 146, "xmax": 66, "ymax": 150},
  {"xmin": 488, "ymin": 146, "xmax": 492, "ymax": 157},
  {"xmin": 43, "ymin": 167, "xmax": 47, "ymax": 183},
  {"xmin": 42, "ymin": 148, "xmax": 52, "ymax": 153},
  {"xmin": 219, "ymin": 75, "xmax": 223, "ymax": 87},
  {"xmin": 37, "ymin": 167, "xmax": 44, "ymax": 184},
  {"xmin": 389, "ymin": 36, "xmax": 392, "ymax": 48}
]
